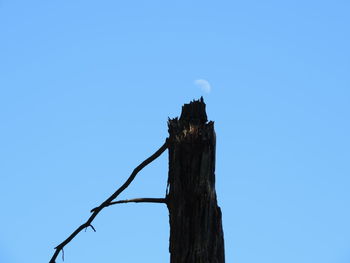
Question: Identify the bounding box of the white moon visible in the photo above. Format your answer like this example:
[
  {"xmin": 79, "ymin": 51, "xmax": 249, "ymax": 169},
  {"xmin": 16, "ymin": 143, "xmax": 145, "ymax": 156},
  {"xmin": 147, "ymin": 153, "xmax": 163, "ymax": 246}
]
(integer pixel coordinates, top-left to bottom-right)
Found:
[{"xmin": 194, "ymin": 79, "xmax": 211, "ymax": 93}]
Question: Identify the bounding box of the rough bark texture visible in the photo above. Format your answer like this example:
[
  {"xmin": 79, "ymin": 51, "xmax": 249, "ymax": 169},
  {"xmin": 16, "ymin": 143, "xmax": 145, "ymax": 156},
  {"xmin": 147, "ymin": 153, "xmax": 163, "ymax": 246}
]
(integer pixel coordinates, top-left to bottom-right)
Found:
[{"xmin": 166, "ymin": 98, "xmax": 225, "ymax": 263}]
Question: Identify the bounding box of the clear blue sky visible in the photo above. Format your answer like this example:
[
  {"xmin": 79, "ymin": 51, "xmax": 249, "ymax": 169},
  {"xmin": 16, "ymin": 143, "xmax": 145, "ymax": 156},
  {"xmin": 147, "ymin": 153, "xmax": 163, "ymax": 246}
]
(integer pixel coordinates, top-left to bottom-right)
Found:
[{"xmin": 1, "ymin": 1, "xmax": 349, "ymax": 262}]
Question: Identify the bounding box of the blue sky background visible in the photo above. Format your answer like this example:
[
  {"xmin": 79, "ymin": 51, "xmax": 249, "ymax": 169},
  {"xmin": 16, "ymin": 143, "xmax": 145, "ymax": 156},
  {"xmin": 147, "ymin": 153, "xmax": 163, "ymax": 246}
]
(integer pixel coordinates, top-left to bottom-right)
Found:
[{"xmin": 1, "ymin": 0, "xmax": 350, "ymax": 262}]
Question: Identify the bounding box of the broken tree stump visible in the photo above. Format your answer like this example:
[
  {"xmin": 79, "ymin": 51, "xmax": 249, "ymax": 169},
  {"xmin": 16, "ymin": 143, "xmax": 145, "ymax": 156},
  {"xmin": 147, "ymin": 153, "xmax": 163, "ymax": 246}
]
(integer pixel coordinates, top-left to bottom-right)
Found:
[
  {"xmin": 166, "ymin": 98, "xmax": 225, "ymax": 263},
  {"xmin": 49, "ymin": 97, "xmax": 225, "ymax": 263}
]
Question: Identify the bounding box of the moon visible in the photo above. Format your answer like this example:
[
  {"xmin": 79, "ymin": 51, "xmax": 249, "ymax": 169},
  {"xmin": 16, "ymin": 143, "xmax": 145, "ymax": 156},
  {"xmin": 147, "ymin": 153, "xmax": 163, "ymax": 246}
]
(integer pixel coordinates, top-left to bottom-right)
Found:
[{"xmin": 194, "ymin": 79, "xmax": 211, "ymax": 93}]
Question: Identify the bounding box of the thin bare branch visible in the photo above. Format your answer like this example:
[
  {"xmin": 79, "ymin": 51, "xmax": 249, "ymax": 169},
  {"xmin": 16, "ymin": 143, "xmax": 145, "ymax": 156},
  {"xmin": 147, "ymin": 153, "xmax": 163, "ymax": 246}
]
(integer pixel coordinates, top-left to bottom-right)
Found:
[
  {"xmin": 90, "ymin": 197, "xmax": 166, "ymax": 212},
  {"xmin": 49, "ymin": 139, "xmax": 168, "ymax": 263},
  {"xmin": 109, "ymin": 197, "xmax": 166, "ymax": 205},
  {"xmin": 89, "ymin": 224, "xmax": 96, "ymax": 232}
]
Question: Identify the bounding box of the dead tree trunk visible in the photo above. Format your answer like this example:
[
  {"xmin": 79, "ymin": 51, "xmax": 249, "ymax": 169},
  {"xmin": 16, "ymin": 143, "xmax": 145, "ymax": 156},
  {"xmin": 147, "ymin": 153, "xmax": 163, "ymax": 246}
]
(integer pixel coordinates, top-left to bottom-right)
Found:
[
  {"xmin": 166, "ymin": 98, "xmax": 225, "ymax": 263},
  {"xmin": 49, "ymin": 98, "xmax": 225, "ymax": 263}
]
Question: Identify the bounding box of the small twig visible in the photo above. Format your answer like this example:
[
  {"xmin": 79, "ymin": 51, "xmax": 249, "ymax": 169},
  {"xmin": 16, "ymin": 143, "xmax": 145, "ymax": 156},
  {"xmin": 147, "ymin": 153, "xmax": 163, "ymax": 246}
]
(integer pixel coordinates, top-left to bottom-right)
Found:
[
  {"xmin": 91, "ymin": 198, "xmax": 166, "ymax": 212},
  {"xmin": 49, "ymin": 139, "xmax": 168, "ymax": 263},
  {"xmin": 89, "ymin": 224, "xmax": 96, "ymax": 232}
]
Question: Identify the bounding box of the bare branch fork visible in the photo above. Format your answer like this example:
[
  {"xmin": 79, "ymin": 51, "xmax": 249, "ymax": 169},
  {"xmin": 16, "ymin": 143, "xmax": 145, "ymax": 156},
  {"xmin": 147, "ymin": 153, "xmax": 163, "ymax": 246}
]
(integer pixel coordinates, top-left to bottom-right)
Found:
[{"xmin": 49, "ymin": 139, "xmax": 168, "ymax": 263}]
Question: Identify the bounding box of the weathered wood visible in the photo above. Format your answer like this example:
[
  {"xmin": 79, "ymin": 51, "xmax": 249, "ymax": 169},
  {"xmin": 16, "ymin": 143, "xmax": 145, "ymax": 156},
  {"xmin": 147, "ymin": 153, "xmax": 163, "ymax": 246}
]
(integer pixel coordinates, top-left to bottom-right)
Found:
[{"xmin": 166, "ymin": 98, "xmax": 225, "ymax": 263}]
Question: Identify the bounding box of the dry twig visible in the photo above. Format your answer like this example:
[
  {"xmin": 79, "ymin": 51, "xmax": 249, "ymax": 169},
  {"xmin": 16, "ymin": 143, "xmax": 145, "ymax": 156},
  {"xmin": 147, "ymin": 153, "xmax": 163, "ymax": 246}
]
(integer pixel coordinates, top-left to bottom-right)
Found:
[
  {"xmin": 49, "ymin": 139, "xmax": 168, "ymax": 263},
  {"xmin": 91, "ymin": 197, "xmax": 166, "ymax": 212}
]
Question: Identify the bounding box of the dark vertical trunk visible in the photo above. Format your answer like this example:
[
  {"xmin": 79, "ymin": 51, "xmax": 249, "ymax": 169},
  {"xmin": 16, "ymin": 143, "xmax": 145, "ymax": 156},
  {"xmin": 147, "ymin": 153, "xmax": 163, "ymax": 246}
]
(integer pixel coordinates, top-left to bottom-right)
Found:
[{"xmin": 166, "ymin": 98, "xmax": 225, "ymax": 263}]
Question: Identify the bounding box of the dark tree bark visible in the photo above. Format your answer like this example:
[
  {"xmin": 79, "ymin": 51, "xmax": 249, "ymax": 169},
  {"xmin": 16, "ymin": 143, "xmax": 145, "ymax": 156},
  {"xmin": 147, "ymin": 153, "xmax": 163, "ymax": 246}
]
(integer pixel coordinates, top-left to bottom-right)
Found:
[
  {"xmin": 166, "ymin": 98, "xmax": 225, "ymax": 263},
  {"xmin": 49, "ymin": 98, "xmax": 225, "ymax": 263}
]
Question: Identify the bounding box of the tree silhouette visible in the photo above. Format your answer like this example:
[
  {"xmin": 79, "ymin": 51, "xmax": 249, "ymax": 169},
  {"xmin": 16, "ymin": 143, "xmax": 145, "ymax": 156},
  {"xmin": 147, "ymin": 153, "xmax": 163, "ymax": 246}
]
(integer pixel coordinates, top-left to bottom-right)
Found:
[{"xmin": 49, "ymin": 98, "xmax": 225, "ymax": 263}]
